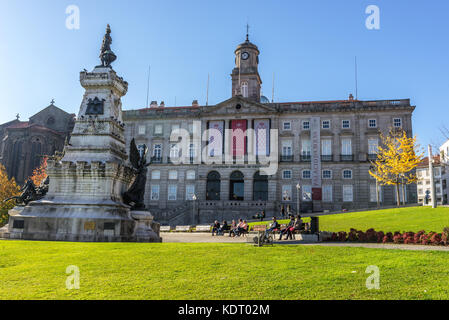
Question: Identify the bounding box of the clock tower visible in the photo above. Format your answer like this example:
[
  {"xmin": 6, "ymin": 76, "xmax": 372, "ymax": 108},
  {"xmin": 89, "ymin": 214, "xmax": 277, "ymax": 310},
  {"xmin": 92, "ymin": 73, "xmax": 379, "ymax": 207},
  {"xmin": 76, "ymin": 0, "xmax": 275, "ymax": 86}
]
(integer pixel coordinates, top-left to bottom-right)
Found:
[{"xmin": 231, "ymin": 31, "xmax": 262, "ymax": 102}]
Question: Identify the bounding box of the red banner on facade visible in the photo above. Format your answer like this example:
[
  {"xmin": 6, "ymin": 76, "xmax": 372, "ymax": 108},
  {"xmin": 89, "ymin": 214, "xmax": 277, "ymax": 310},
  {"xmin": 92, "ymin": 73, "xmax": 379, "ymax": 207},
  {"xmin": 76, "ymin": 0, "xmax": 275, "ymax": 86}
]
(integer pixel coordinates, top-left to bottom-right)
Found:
[
  {"xmin": 231, "ymin": 120, "xmax": 247, "ymax": 156},
  {"xmin": 312, "ymin": 188, "xmax": 322, "ymax": 201}
]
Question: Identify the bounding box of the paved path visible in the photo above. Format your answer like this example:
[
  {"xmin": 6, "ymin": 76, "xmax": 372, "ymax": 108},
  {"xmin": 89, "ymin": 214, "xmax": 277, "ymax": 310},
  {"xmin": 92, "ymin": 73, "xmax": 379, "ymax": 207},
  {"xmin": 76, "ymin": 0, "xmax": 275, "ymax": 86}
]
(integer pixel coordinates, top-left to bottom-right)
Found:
[{"xmin": 161, "ymin": 233, "xmax": 449, "ymax": 252}]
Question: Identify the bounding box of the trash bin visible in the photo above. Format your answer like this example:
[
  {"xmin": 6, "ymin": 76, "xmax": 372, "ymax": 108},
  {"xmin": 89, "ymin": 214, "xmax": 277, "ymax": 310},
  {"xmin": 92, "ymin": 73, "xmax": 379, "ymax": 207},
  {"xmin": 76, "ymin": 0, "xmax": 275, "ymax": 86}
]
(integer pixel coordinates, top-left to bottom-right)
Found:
[{"xmin": 311, "ymin": 217, "xmax": 319, "ymax": 234}]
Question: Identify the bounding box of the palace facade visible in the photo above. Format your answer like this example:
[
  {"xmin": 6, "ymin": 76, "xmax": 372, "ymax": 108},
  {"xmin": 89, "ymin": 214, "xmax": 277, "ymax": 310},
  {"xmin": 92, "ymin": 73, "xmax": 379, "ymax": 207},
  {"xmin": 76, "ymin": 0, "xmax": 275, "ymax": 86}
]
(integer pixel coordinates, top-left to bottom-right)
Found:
[{"xmin": 122, "ymin": 36, "xmax": 417, "ymax": 225}]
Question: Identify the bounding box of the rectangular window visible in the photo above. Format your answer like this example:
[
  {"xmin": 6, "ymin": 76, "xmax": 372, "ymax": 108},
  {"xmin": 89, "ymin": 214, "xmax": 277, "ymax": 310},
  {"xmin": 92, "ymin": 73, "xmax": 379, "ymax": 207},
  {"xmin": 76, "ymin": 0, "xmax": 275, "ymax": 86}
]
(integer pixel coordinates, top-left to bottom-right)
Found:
[
  {"xmin": 151, "ymin": 185, "xmax": 160, "ymax": 201},
  {"xmin": 341, "ymin": 138, "xmax": 352, "ymax": 155},
  {"xmin": 322, "ymin": 170, "xmax": 332, "ymax": 179},
  {"xmin": 302, "ymin": 121, "xmax": 310, "ymax": 130},
  {"xmin": 370, "ymin": 185, "xmax": 379, "ymax": 202},
  {"xmin": 321, "ymin": 139, "xmax": 332, "ymax": 156},
  {"xmin": 168, "ymin": 170, "xmax": 178, "ymax": 180},
  {"xmin": 322, "ymin": 185, "xmax": 333, "ymax": 202},
  {"xmin": 186, "ymin": 185, "xmax": 195, "ymax": 200},
  {"xmin": 394, "ymin": 185, "xmax": 408, "ymax": 203},
  {"xmin": 153, "ymin": 144, "xmax": 162, "ymax": 158},
  {"xmin": 343, "ymin": 185, "xmax": 353, "ymax": 202},
  {"xmin": 151, "ymin": 170, "xmax": 161, "ymax": 180},
  {"xmin": 393, "ymin": 118, "xmax": 402, "ymax": 128},
  {"xmin": 154, "ymin": 124, "xmax": 163, "ymax": 135},
  {"xmin": 186, "ymin": 170, "xmax": 196, "ymax": 180},
  {"xmin": 302, "ymin": 170, "xmax": 311, "ymax": 179},
  {"xmin": 342, "ymin": 120, "xmax": 351, "ymax": 129},
  {"xmin": 283, "ymin": 121, "xmax": 291, "ymax": 131},
  {"xmin": 368, "ymin": 138, "xmax": 379, "ymax": 154},
  {"xmin": 283, "ymin": 170, "xmax": 292, "ymax": 179},
  {"xmin": 282, "ymin": 185, "xmax": 292, "ymax": 201},
  {"xmin": 168, "ymin": 185, "xmax": 177, "ymax": 201},
  {"xmin": 301, "ymin": 139, "xmax": 311, "ymax": 156},
  {"xmin": 170, "ymin": 144, "xmax": 179, "ymax": 159},
  {"xmin": 138, "ymin": 125, "xmax": 146, "ymax": 135},
  {"xmin": 322, "ymin": 120, "xmax": 331, "ymax": 129},
  {"xmin": 282, "ymin": 140, "xmax": 293, "ymax": 156},
  {"xmin": 302, "ymin": 185, "xmax": 312, "ymax": 202},
  {"xmin": 343, "ymin": 170, "xmax": 353, "ymax": 179},
  {"xmin": 368, "ymin": 119, "xmax": 377, "ymax": 128}
]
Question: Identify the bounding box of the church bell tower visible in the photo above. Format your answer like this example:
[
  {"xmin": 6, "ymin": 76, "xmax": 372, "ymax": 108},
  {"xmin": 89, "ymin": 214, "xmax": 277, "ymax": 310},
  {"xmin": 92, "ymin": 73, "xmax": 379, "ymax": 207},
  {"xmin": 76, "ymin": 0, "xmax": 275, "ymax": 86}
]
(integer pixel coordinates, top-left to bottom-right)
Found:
[{"xmin": 231, "ymin": 28, "xmax": 262, "ymax": 102}]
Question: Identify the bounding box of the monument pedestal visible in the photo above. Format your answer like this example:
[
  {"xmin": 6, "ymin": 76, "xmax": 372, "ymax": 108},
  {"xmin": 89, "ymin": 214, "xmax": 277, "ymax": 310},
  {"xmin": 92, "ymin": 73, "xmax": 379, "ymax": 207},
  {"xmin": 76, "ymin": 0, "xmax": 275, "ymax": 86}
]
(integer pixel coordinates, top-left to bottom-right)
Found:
[{"xmin": 2, "ymin": 26, "xmax": 161, "ymax": 243}]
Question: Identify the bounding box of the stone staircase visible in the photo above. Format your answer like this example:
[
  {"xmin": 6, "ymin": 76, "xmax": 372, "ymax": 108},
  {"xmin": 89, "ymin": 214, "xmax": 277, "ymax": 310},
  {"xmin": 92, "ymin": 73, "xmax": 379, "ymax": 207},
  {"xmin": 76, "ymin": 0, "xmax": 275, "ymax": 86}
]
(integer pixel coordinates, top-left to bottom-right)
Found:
[{"xmin": 150, "ymin": 202, "xmax": 194, "ymax": 226}]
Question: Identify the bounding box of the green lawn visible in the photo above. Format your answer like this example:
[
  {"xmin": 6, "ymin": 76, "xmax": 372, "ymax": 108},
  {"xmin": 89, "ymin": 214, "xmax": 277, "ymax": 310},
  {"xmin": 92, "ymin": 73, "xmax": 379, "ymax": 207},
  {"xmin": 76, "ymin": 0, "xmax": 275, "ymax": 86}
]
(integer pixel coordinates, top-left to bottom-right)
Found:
[
  {"xmin": 0, "ymin": 240, "xmax": 449, "ymax": 300},
  {"xmin": 250, "ymin": 206, "xmax": 449, "ymax": 233}
]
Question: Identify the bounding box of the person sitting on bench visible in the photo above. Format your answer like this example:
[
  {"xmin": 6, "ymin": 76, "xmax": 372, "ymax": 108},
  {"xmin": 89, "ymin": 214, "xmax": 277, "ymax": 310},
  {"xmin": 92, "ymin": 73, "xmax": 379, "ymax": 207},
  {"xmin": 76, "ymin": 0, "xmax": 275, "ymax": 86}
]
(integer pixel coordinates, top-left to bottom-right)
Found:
[
  {"xmin": 218, "ymin": 220, "xmax": 229, "ymax": 235},
  {"xmin": 229, "ymin": 220, "xmax": 237, "ymax": 237},
  {"xmin": 279, "ymin": 216, "xmax": 295, "ymax": 240},
  {"xmin": 232, "ymin": 219, "xmax": 244, "ymax": 237},
  {"xmin": 212, "ymin": 220, "xmax": 220, "ymax": 236},
  {"xmin": 265, "ymin": 217, "xmax": 280, "ymax": 238},
  {"xmin": 294, "ymin": 215, "xmax": 304, "ymax": 233}
]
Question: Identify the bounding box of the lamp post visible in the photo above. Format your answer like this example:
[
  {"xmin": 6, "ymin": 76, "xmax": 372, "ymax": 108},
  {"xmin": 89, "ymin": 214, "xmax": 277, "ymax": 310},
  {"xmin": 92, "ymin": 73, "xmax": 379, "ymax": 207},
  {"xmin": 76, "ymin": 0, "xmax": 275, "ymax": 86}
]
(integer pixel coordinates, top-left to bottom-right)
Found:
[
  {"xmin": 192, "ymin": 194, "xmax": 198, "ymax": 224},
  {"xmin": 296, "ymin": 184, "xmax": 301, "ymax": 215}
]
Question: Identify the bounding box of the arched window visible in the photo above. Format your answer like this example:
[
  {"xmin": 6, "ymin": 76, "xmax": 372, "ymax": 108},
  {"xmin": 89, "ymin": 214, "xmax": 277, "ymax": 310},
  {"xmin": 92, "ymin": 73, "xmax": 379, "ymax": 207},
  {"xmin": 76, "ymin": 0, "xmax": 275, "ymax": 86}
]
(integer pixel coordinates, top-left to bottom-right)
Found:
[
  {"xmin": 10, "ymin": 141, "xmax": 23, "ymax": 181},
  {"xmin": 253, "ymin": 171, "xmax": 268, "ymax": 201},
  {"xmin": 206, "ymin": 171, "xmax": 221, "ymax": 200},
  {"xmin": 241, "ymin": 82, "xmax": 248, "ymax": 98},
  {"xmin": 230, "ymin": 171, "xmax": 244, "ymax": 201},
  {"xmin": 31, "ymin": 141, "xmax": 42, "ymax": 172}
]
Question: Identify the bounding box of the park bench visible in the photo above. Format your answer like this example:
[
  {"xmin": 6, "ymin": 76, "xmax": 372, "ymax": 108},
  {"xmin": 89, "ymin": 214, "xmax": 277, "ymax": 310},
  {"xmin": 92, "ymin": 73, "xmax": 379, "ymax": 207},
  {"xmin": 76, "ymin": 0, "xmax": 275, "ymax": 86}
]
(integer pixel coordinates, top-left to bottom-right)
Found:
[
  {"xmin": 175, "ymin": 225, "xmax": 193, "ymax": 232},
  {"xmin": 160, "ymin": 226, "xmax": 172, "ymax": 232},
  {"xmin": 195, "ymin": 225, "xmax": 212, "ymax": 232}
]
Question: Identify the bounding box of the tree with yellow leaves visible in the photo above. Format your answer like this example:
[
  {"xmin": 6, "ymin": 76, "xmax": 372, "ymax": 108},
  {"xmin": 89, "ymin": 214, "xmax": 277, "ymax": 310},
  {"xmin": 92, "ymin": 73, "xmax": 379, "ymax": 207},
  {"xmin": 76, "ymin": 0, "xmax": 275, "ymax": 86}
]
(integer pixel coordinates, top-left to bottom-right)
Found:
[
  {"xmin": 369, "ymin": 129, "xmax": 423, "ymax": 207},
  {"xmin": 0, "ymin": 164, "xmax": 20, "ymax": 227},
  {"xmin": 30, "ymin": 157, "xmax": 48, "ymax": 187}
]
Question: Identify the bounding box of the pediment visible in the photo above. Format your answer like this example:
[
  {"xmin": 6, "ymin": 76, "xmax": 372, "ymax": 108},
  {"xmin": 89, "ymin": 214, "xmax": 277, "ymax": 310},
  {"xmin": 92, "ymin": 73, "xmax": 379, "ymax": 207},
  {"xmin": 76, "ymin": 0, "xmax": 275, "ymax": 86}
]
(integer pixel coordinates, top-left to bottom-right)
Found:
[{"xmin": 204, "ymin": 96, "xmax": 277, "ymax": 115}]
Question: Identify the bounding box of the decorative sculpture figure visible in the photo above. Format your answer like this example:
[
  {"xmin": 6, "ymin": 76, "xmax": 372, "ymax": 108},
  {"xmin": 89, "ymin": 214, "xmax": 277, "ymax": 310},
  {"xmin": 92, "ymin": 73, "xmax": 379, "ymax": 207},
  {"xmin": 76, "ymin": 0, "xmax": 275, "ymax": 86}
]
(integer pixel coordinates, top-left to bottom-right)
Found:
[
  {"xmin": 123, "ymin": 139, "xmax": 150, "ymax": 210},
  {"xmin": 3, "ymin": 177, "xmax": 49, "ymax": 206},
  {"xmin": 99, "ymin": 24, "xmax": 117, "ymax": 67}
]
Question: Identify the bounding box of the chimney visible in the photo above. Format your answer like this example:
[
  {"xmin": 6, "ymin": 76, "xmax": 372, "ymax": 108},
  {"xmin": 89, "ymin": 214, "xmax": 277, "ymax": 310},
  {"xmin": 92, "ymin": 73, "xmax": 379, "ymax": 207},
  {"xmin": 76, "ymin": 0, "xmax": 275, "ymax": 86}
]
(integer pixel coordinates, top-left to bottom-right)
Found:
[
  {"xmin": 150, "ymin": 101, "xmax": 158, "ymax": 108},
  {"xmin": 159, "ymin": 101, "xmax": 165, "ymax": 108},
  {"xmin": 192, "ymin": 100, "xmax": 199, "ymax": 107}
]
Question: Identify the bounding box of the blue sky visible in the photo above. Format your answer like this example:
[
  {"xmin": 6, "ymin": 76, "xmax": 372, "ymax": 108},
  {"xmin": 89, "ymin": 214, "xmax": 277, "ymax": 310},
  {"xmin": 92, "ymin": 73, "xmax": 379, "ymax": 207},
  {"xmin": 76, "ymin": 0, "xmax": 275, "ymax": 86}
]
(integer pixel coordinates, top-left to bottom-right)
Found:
[{"xmin": 0, "ymin": 0, "xmax": 448, "ymax": 147}]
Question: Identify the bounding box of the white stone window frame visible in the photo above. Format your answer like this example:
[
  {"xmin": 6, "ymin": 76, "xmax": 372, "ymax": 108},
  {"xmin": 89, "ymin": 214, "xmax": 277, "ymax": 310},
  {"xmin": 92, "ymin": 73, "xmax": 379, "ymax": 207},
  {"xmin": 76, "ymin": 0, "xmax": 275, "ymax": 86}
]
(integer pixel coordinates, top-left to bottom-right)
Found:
[
  {"xmin": 282, "ymin": 121, "xmax": 292, "ymax": 131},
  {"xmin": 322, "ymin": 120, "xmax": 331, "ymax": 129},
  {"xmin": 138, "ymin": 125, "xmax": 146, "ymax": 135},
  {"xmin": 186, "ymin": 170, "xmax": 196, "ymax": 180},
  {"xmin": 342, "ymin": 185, "xmax": 354, "ymax": 202},
  {"xmin": 151, "ymin": 170, "xmax": 161, "ymax": 180},
  {"xmin": 282, "ymin": 185, "xmax": 292, "ymax": 202},
  {"xmin": 153, "ymin": 144, "xmax": 162, "ymax": 158},
  {"xmin": 342, "ymin": 169, "xmax": 353, "ymax": 179},
  {"xmin": 302, "ymin": 121, "xmax": 310, "ymax": 130},
  {"xmin": 368, "ymin": 119, "xmax": 377, "ymax": 128},
  {"xmin": 282, "ymin": 170, "xmax": 292, "ymax": 180},
  {"xmin": 322, "ymin": 185, "xmax": 333, "ymax": 202},
  {"xmin": 154, "ymin": 124, "xmax": 163, "ymax": 135},
  {"xmin": 302, "ymin": 170, "xmax": 312, "ymax": 180},
  {"xmin": 150, "ymin": 185, "xmax": 160, "ymax": 201},
  {"xmin": 393, "ymin": 118, "xmax": 402, "ymax": 128},
  {"xmin": 185, "ymin": 184, "xmax": 196, "ymax": 200},
  {"xmin": 168, "ymin": 185, "xmax": 177, "ymax": 201},
  {"xmin": 322, "ymin": 170, "xmax": 332, "ymax": 179},
  {"xmin": 168, "ymin": 170, "xmax": 178, "ymax": 180},
  {"xmin": 342, "ymin": 120, "xmax": 351, "ymax": 129}
]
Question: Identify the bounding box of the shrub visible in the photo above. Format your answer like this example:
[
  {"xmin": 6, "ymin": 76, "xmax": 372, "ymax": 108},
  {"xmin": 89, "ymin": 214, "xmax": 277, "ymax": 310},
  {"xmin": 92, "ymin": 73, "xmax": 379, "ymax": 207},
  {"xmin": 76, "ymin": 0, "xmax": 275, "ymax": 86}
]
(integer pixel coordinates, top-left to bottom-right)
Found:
[
  {"xmin": 442, "ymin": 227, "xmax": 449, "ymax": 246},
  {"xmin": 393, "ymin": 234, "xmax": 403, "ymax": 244},
  {"xmin": 338, "ymin": 232, "xmax": 347, "ymax": 242},
  {"xmin": 366, "ymin": 229, "xmax": 378, "ymax": 243},
  {"xmin": 357, "ymin": 231, "xmax": 367, "ymax": 242},
  {"xmin": 376, "ymin": 231, "xmax": 385, "ymax": 243},
  {"xmin": 431, "ymin": 233, "xmax": 442, "ymax": 245},
  {"xmin": 348, "ymin": 229, "xmax": 358, "ymax": 242}
]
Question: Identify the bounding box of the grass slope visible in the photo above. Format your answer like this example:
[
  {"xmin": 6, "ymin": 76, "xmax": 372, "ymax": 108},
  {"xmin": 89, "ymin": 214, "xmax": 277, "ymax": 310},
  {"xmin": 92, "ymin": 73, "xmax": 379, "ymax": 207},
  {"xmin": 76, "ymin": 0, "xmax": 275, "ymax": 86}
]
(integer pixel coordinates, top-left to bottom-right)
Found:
[
  {"xmin": 0, "ymin": 241, "xmax": 448, "ymax": 300},
  {"xmin": 250, "ymin": 207, "xmax": 449, "ymax": 233}
]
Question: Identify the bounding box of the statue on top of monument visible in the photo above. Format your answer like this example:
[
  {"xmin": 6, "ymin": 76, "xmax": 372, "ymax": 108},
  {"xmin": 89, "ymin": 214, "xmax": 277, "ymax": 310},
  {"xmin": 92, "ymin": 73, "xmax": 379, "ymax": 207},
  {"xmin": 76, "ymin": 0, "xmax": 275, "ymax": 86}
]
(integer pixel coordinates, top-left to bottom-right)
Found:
[
  {"xmin": 99, "ymin": 24, "xmax": 117, "ymax": 67},
  {"xmin": 123, "ymin": 139, "xmax": 150, "ymax": 210}
]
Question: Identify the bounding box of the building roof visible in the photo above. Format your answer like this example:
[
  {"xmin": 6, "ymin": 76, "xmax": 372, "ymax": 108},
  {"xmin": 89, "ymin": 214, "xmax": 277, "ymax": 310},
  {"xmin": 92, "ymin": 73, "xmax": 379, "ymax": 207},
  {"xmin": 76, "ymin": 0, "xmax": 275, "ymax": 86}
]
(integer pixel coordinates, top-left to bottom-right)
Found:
[
  {"xmin": 5, "ymin": 121, "xmax": 64, "ymax": 135},
  {"xmin": 418, "ymin": 155, "xmax": 441, "ymax": 167}
]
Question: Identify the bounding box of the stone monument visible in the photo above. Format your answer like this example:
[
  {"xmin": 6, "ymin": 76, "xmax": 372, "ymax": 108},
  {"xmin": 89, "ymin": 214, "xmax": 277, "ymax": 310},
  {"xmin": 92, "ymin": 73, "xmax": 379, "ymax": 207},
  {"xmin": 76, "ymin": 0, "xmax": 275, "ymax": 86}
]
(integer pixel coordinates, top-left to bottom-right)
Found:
[{"xmin": 1, "ymin": 25, "xmax": 161, "ymax": 242}]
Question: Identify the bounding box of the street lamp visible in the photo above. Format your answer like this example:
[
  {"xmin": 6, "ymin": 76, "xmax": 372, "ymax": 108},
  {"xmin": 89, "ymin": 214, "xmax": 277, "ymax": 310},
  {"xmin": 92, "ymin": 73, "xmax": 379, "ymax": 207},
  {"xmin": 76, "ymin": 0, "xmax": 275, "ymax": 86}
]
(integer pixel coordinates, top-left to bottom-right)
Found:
[
  {"xmin": 296, "ymin": 184, "xmax": 301, "ymax": 215},
  {"xmin": 192, "ymin": 194, "xmax": 198, "ymax": 224}
]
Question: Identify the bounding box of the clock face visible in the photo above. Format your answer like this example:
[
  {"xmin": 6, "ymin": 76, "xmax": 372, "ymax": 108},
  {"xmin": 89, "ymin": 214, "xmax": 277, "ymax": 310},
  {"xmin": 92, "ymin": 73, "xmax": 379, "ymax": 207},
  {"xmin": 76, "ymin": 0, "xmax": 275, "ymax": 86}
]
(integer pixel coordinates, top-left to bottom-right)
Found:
[{"xmin": 241, "ymin": 52, "xmax": 250, "ymax": 60}]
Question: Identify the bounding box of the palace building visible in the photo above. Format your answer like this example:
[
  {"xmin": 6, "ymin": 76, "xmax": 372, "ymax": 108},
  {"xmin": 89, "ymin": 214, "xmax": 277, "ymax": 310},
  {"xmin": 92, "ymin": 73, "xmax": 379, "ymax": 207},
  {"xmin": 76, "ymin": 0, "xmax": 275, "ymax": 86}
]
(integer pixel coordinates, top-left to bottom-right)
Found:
[{"xmin": 122, "ymin": 35, "xmax": 417, "ymax": 226}]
